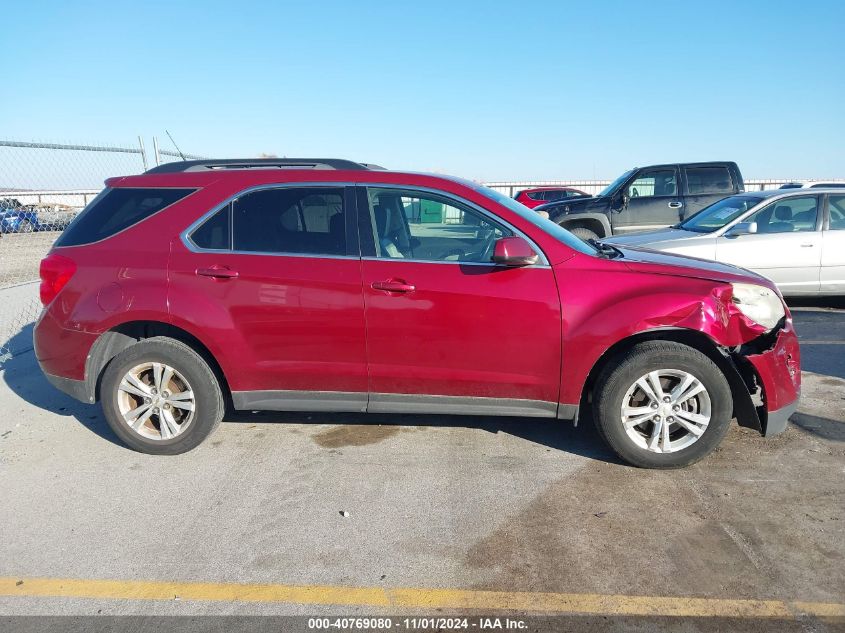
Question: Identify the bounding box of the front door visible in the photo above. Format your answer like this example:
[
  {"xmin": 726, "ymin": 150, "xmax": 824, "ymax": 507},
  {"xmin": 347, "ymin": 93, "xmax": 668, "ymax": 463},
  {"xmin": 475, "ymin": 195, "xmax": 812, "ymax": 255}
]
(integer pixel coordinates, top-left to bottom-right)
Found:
[
  {"xmin": 168, "ymin": 185, "xmax": 369, "ymax": 410},
  {"xmin": 715, "ymin": 195, "xmax": 822, "ymax": 295},
  {"xmin": 357, "ymin": 186, "xmax": 562, "ymax": 416},
  {"xmin": 613, "ymin": 166, "xmax": 683, "ymax": 234}
]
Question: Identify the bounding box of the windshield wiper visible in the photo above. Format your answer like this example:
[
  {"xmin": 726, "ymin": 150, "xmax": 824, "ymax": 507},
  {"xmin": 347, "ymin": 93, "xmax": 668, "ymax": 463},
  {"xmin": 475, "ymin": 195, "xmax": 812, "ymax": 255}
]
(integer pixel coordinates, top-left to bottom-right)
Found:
[{"xmin": 588, "ymin": 239, "xmax": 623, "ymax": 258}]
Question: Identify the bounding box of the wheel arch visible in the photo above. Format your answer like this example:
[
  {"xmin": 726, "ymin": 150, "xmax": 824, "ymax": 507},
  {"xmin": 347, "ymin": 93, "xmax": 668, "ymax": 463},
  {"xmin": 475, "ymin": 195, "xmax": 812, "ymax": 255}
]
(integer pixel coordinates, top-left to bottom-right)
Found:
[
  {"xmin": 84, "ymin": 320, "xmax": 231, "ymax": 405},
  {"xmin": 557, "ymin": 213, "xmax": 611, "ymax": 237},
  {"xmin": 579, "ymin": 327, "xmax": 762, "ymax": 433}
]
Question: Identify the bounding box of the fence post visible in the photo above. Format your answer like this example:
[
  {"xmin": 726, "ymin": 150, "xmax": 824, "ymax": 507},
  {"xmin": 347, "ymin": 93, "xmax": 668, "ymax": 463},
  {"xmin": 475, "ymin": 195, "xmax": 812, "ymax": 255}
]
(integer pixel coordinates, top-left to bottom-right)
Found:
[{"xmin": 138, "ymin": 136, "xmax": 148, "ymax": 171}]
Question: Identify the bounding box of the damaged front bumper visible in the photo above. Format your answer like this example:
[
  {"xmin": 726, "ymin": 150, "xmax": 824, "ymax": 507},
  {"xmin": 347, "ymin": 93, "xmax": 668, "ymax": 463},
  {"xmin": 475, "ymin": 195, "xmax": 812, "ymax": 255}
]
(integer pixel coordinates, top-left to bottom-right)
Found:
[{"xmin": 727, "ymin": 318, "xmax": 801, "ymax": 437}]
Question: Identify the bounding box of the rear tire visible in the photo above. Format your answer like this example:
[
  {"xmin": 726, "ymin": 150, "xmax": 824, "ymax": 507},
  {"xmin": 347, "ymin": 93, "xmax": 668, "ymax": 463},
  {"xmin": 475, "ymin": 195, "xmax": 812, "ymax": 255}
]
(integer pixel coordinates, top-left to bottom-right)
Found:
[
  {"xmin": 100, "ymin": 337, "xmax": 224, "ymax": 455},
  {"xmin": 18, "ymin": 220, "xmax": 34, "ymax": 233},
  {"xmin": 569, "ymin": 227, "xmax": 599, "ymax": 241},
  {"xmin": 592, "ymin": 341, "xmax": 732, "ymax": 469}
]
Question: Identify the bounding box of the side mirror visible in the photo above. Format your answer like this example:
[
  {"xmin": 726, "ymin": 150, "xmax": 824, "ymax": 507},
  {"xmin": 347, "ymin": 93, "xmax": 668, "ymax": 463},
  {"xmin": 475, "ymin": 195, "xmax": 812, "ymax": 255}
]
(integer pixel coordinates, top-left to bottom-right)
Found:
[
  {"xmin": 611, "ymin": 193, "xmax": 628, "ymax": 212},
  {"xmin": 725, "ymin": 221, "xmax": 758, "ymax": 238},
  {"xmin": 491, "ymin": 236, "xmax": 539, "ymax": 266}
]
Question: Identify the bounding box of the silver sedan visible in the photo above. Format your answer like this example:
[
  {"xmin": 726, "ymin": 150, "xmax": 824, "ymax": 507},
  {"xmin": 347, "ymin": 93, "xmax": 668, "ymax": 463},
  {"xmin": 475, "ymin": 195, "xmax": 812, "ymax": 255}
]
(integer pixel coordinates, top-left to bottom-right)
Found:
[{"xmin": 604, "ymin": 189, "xmax": 845, "ymax": 296}]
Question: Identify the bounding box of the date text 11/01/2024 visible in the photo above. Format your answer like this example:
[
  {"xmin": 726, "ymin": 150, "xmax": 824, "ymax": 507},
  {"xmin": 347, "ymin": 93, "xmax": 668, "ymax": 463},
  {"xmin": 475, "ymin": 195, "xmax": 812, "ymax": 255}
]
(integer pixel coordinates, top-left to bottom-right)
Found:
[{"xmin": 307, "ymin": 617, "xmax": 528, "ymax": 629}]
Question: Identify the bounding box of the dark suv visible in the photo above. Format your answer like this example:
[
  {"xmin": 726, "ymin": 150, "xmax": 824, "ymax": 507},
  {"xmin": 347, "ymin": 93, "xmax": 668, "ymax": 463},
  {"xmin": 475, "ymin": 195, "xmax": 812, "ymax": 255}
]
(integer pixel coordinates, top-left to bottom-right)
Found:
[
  {"xmin": 35, "ymin": 158, "xmax": 799, "ymax": 468},
  {"xmin": 536, "ymin": 162, "xmax": 745, "ymax": 240}
]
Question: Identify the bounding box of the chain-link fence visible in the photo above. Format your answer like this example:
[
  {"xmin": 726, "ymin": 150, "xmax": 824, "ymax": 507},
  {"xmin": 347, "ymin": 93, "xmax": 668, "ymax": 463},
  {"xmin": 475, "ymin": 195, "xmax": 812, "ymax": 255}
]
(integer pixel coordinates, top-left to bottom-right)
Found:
[{"xmin": 0, "ymin": 139, "xmax": 203, "ymax": 363}]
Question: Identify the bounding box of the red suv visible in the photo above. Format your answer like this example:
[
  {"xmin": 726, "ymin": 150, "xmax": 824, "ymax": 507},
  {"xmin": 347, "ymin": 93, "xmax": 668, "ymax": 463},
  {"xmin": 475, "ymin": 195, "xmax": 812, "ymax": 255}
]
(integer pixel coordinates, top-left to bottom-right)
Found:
[
  {"xmin": 514, "ymin": 187, "xmax": 589, "ymax": 209},
  {"xmin": 34, "ymin": 158, "xmax": 800, "ymax": 468}
]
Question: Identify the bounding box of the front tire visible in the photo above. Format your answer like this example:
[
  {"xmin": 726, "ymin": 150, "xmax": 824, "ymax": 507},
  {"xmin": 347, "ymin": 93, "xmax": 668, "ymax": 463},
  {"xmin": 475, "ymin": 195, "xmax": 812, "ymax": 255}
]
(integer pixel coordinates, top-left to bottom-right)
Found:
[
  {"xmin": 100, "ymin": 337, "xmax": 224, "ymax": 454},
  {"xmin": 593, "ymin": 341, "xmax": 733, "ymax": 468},
  {"xmin": 569, "ymin": 227, "xmax": 599, "ymax": 241}
]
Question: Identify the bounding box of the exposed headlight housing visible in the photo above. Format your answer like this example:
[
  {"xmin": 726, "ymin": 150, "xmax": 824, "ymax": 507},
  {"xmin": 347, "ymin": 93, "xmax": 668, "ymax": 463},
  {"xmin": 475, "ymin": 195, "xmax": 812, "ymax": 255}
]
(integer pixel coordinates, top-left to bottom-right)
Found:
[{"xmin": 731, "ymin": 283, "xmax": 785, "ymax": 331}]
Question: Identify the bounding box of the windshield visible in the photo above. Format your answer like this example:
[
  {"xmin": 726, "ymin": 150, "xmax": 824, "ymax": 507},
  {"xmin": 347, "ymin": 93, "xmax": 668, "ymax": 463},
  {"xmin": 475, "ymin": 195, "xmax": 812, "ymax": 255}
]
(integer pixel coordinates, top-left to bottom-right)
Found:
[
  {"xmin": 469, "ymin": 183, "xmax": 599, "ymax": 256},
  {"xmin": 597, "ymin": 169, "xmax": 635, "ymax": 197},
  {"xmin": 679, "ymin": 196, "xmax": 761, "ymax": 233}
]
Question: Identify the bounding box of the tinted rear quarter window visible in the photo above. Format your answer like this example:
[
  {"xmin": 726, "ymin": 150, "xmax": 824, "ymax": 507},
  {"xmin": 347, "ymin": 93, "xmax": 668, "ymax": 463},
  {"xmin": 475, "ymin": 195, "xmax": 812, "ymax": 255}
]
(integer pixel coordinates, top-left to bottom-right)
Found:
[{"xmin": 56, "ymin": 188, "xmax": 194, "ymax": 247}]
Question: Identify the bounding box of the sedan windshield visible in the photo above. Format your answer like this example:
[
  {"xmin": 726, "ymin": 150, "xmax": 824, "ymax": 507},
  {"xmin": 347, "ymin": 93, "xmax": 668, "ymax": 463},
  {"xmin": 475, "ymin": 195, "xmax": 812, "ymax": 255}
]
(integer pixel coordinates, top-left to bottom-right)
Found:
[
  {"xmin": 679, "ymin": 196, "xmax": 761, "ymax": 233},
  {"xmin": 597, "ymin": 169, "xmax": 635, "ymax": 197}
]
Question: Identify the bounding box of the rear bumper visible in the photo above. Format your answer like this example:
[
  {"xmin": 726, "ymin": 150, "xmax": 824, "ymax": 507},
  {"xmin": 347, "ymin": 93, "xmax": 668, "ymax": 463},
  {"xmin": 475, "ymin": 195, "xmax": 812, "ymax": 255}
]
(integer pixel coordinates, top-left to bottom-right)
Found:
[
  {"xmin": 744, "ymin": 321, "xmax": 801, "ymax": 436},
  {"xmin": 34, "ymin": 308, "xmax": 98, "ymax": 403},
  {"xmin": 44, "ymin": 372, "xmax": 92, "ymax": 403}
]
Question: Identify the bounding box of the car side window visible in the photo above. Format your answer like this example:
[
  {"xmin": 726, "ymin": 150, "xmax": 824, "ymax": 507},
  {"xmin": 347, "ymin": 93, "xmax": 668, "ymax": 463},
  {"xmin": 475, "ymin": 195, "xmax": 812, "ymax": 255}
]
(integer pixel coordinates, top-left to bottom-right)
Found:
[
  {"xmin": 366, "ymin": 188, "xmax": 511, "ymax": 263},
  {"xmin": 190, "ymin": 204, "xmax": 230, "ymax": 250},
  {"xmin": 526, "ymin": 191, "xmax": 544, "ymax": 200},
  {"xmin": 231, "ymin": 187, "xmax": 346, "ymax": 255},
  {"xmin": 829, "ymin": 195, "xmax": 845, "ymax": 230},
  {"xmin": 685, "ymin": 166, "xmax": 733, "ymax": 195},
  {"xmin": 627, "ymin": 169, "xmax": 678, "ymax": 198},
  {"xmin": 746, "ymin": 196, "xmax": 819, "ymax": 234}
]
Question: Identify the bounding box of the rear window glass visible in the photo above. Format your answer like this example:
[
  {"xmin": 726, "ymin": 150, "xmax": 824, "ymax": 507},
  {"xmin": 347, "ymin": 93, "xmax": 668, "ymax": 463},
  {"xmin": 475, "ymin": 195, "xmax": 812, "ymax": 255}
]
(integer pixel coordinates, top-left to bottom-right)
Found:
[
  {"xmin": 190, "ymin": 204, "xmax": 231, "ymax": 250},
  {"xmin": 56, "ymin": 188, "xmax": 194, "ymax": 247},
  {"xmin": 685, "ymin": 167, "xmax": 733, "ymax": 195}
]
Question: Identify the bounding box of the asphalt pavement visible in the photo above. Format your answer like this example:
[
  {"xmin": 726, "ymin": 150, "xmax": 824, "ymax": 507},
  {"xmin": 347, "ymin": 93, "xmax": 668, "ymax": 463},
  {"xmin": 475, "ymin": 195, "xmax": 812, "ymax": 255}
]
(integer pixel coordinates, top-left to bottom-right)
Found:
[{"xmin": 0, "ymin": 303, "xmax": 843, "ymax": 632}]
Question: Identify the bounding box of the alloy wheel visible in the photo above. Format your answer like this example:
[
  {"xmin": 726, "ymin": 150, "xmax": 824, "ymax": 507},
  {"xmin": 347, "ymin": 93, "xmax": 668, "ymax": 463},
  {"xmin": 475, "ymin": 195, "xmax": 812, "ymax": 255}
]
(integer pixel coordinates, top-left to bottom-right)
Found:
[
  {"xmin": 620, "ymin": 369, "xmax": 711, "ymax": 453},
  {"xmin": 116, "ymin": 362, "xmax": 196, "ymax": 440}
]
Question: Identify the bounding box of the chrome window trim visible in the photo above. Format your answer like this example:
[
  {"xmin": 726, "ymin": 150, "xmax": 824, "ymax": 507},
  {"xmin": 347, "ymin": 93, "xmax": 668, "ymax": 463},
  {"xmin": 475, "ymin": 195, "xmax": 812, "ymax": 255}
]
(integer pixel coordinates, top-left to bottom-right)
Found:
[
  {"xmin": 181, "ymin": 182, "xmax": 354, "ymax": 259},
  {"xmin": 180, "ymin": 181, "xmax": 550, "ymax": 266},
  {"xmin": 358, "ymin": 183, "xmax": 551, "ymax": 267}
]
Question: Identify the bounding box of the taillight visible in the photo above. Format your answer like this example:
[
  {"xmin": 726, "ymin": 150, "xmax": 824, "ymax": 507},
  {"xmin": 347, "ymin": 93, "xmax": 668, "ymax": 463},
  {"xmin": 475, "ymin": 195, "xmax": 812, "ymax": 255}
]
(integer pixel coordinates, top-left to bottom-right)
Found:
[{"xmin": 39, "ymin": 254, "xmax": 76, "ymax": 306}]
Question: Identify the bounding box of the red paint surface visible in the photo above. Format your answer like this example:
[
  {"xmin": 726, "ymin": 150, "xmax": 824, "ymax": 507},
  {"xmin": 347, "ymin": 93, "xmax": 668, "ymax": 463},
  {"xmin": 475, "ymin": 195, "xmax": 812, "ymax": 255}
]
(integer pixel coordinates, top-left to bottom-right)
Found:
[{"xmin": 34, "ymin": 169, "xmax": 800, "ymax": 418}]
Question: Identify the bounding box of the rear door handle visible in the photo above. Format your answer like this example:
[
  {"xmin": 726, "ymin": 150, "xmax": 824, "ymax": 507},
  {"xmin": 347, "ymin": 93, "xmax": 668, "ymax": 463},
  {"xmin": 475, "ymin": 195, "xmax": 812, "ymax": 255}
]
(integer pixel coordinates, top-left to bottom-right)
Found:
[
  {"xmin": 668, "ymin": 201, "xmax": 683, "ymax": 209},
  {"xmin": 197, "ymin": 265, "xmax": 239, "ymax": 279},
  {"xmin": 372, "ymin": 279, "xmax": 415, "ymax": 293}
]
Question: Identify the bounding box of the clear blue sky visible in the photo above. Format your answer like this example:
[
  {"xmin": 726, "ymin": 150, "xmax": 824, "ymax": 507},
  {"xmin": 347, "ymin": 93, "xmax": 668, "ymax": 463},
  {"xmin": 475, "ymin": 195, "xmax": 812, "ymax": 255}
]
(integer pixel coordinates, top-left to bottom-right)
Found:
[{"xmin": 3, "ymin": 0, "xmax": 844, "ymax": 181}]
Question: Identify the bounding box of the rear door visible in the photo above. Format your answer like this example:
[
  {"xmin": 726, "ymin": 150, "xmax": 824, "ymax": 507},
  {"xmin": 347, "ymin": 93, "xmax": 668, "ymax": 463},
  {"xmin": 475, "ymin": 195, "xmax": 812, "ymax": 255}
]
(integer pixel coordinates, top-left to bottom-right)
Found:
[
  {"xmin": 169, "ymin": 185, "xmax": 369, "ymax": 410},
  {"xmin": 682, "ymin": 165, "xmax": 737, "ymax": 216},
  {"xmin": 821, "ymin": 194, "xmax": 845, "ymax": 294},
  {"xmin": 613, "ymin": 166, "xmax": 683, "ymax": 233},
  {"xmin": 357, "ymin": 186, "xmax": 562, "ymax": 416},
  {"xmin": 715, "ymin": 195, "xmax": 822, "ymax": 294}
]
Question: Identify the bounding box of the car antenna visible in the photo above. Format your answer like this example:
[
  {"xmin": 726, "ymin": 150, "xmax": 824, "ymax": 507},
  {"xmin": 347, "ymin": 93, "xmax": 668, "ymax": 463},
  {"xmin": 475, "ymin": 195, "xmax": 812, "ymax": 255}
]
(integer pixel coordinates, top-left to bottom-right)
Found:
[{"xmin": 165, "ymin": 130, "xmax": 187, "ymax": 161}]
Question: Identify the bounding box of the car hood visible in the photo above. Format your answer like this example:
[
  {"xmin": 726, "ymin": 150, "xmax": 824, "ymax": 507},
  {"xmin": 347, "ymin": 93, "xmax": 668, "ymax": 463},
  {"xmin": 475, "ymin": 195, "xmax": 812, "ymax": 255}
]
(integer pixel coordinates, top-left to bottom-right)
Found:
[
  {"xmin": 604, "ymin": 227, "xmax": 699, "ymax": 246},
  {"xmin": 615, "ymin": 244, "xmax": 771, "ymax": 287}
]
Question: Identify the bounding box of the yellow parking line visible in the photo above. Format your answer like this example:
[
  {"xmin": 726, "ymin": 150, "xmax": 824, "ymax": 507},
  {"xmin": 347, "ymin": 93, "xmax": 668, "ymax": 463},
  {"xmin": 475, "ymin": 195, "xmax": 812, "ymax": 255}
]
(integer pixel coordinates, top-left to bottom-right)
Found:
[{"xmin": 2, "ymin": 577, "xmax": 844, "ymax": 619}]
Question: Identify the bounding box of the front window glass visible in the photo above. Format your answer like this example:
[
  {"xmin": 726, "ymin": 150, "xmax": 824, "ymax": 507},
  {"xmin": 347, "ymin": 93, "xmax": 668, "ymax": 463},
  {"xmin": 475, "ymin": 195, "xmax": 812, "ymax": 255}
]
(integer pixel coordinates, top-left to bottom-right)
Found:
[
  {"xmin": 232, "ymin": 187, "xmax": 346, "ymax": 255},
  {"xmin": 468, "ymin": 182, "xmax": 599, "ymax": 255},
  {"xmin": 679, "ymin": 196, "xmax": 761, "ymax": 233},
  {"xmin": 626, "ymin": 168, "xmax": 678, "ymax": 198},
  {"xmin": 746, "ymin": 196, "xmax": 819, "ymax": 234},
  {"xmin": 366, "ymin": 188, "xmax": 510, "ymax": 262},
  {"xmin": 597, "ymin": 169, "xmax": 635, "ymax": 197}
]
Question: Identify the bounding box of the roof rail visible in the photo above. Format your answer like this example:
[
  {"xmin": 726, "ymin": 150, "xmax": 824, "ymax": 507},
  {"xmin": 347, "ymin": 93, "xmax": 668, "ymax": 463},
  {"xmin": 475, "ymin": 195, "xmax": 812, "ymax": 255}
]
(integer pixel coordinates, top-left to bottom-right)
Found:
[{"xmin": 144, "ymin": 158, "xmax": 378, "ymax": 174}]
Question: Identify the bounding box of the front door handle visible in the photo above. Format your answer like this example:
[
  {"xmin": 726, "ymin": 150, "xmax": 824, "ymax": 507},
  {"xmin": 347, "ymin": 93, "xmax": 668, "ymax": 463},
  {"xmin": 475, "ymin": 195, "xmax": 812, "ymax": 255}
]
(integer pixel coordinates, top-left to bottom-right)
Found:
[
  {"xmin": 668, "ymin": 201, "xmax": 683, "ymax": 209},
  {"xmin": 372, "ymin": 279, "xmax": 415, "ymax": 293},
  {"xmin": 197, "ymin": 265, "xmax": 239, "ymax": 279},
  {"xmin": 800, "ymin": 244, "xmax": 815, "ymax": 248}
]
